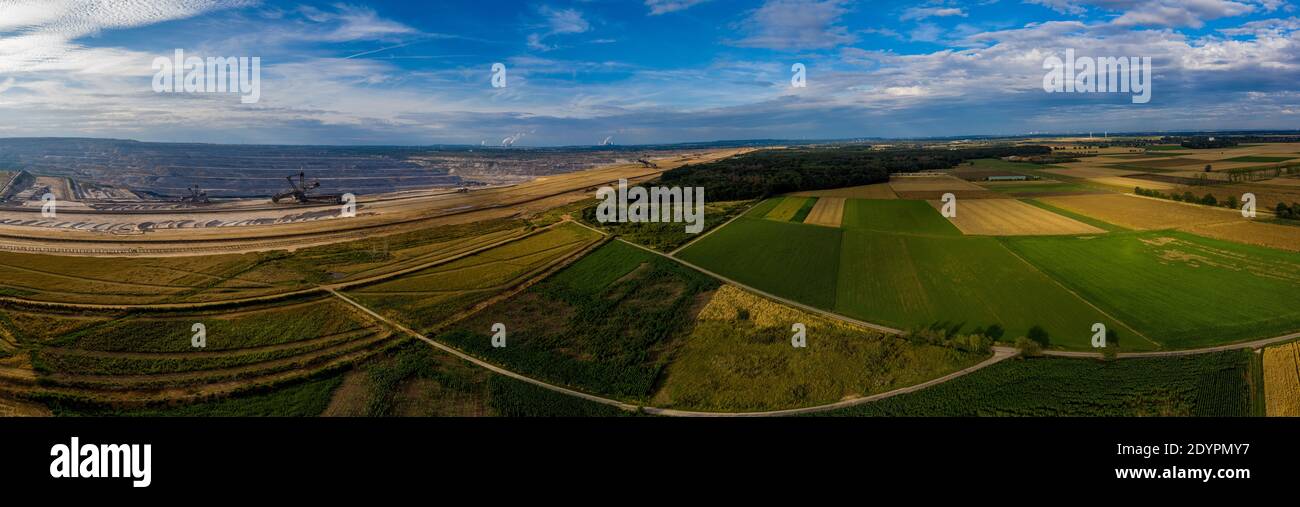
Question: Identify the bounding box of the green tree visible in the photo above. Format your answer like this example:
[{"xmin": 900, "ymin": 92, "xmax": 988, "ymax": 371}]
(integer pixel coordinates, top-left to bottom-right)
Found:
[
  {"xmin": 1014, "ymin": 337, "xmax": 1042, "ymax": 357},
  {"xmin": 1027, "ymin": 325, "xmax": 1050, "ymax": 348}
]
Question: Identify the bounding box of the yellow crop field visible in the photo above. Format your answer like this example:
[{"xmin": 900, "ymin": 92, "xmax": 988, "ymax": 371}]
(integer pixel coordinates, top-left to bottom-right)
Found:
[
  {"xmin": 764, "ymin": 196, "xmax": 811, "ymax": 221},
  {"xmin": 1263, "ymin": 343, "xmax": 1300, "ymax": 417},
  {"xmin": 789, "ymin": 183, "xmax": 897, "ymax": 200},
  {"xmin": 1180, "ymin": 221, "xmax": 1300, "ymax": 253},
  {"xmin": 803, "ymin": 197, "xmax": 845, "ymax": 227},
  {"xmin": 932, "ymin": 198, "xmax": 1104, "ymax": 236},
  {"xmin": 1039, "ymin": 194, "xmax": 1243, "ymax": 230}
]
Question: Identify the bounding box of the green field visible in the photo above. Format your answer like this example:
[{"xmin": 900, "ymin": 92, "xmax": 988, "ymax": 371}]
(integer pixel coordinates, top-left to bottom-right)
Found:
[
  {"xmin": 345, "ymin": 223, "xmax": 601, "ymax": 333},
  {"xmin": 676, "ymin": 217, "xmax": 842, "ymax": 309},
  {"xmin": 840, "ymin": 199, "xmax": 959, "ymax": 236},
  {"xmin": 679, "ymin": 200, "xmax": 1143, "ymax": 350},
  {"xmin": 835, "ymin": 229, "xmax": 1135, "ymax": 349},
  {"xmin": 1003, "ymin": 231, "xmax": 1300, "ymax": 348},
  {"xmin": 436, "ymin": 241, "xmax": 719, "ymax": 399},
  {"xmin": 39, "ymin": 339, "xmax": 629, "ymax": 417},
  {"xmin": 790, "ymin": 197, "xmax": 818, "ymax": 223},
  {"xmin": 818, "ymin": 351, "xmax": 1257, "ymax": 416},
  {"xmin": 1223, "ymin": 156, "xmax": 1297, "ymax": 163},
  {"xmin": 764, "ymin": 196, "xmax": 814, "ymax": 221}
]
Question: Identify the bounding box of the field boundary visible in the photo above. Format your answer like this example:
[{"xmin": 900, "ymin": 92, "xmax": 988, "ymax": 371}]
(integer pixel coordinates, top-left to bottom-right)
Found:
[
  {"xmin": 0, "ymin": 220, "xmax": 575, "ymax": 311},
  {"xmin": 602, "ymin": 210, "xmax": 1300, "ymax": 358},
  {"xmin": 667, "ymin": 199, "xmax": 758, "ymax": 256},
  {"xmin": 992, "ymin": 239, "xmax": 1160, "ymax": 350}
]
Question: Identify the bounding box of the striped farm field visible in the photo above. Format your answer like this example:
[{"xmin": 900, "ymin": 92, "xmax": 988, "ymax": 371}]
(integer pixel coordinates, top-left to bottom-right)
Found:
[
  {"xmin": 764, "ymin": 196, "xmax": 814, "ymax": 221},
  {"xmin": 835, "ymin": 229, "xmax": 1137, "ymax": 350},
  {"xmin": 677, "ymin": 217, "xmax": 842, "ymax": 309},
  {"xmin": 1263, "ymin": 343, "xmax": 1300, "ymax": 416},
  {"xmin": 803, "ymin": 197, "xmax": 845, "ymax": 227},
  {"xmin": 932, "ymin": 198, "xmax": 1104, "ymax": 236},
  {"xmin": 680, "ymin": 200, "xmax": 1143, "ymax": 350},
  {"xmin": 344, "ymin": 222, "xmax": 602, "ymax": 334},
  {"xmin": 1039, "ymin": 194, "xmax": 1244, "ymax": 230},
  {"xmin": 840, "ymin": 199, "xmax": 960, "ymax": 236},
  {"xmin": 0, "ymin": 295, "xmax": 394, "ymax": 394},
  {"xmin": 1003, "ymin": 231, "xmax": 1300, "ymax": 348}
]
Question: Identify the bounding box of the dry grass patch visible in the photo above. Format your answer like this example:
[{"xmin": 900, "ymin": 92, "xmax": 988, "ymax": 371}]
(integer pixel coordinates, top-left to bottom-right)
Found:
[
  {"xmin": 1179, "ymin": 221, "xmax": 1300, "ymax": 253},
  {"xmin": 888, "ymin": 175, "xmax": 985, "ymax": 192},
  {"xmin": 803, "ymin": 197, "xmax": 845, "ymax": 227},
  {"xmin": 1039, "ymin": 194, "xmax": 1244, "ymax": 230},
  {"xmin": 1263, "ymin": 343, "xmax": 1300, "ymax": 417},
  {"xmin": 930, "ymin": 198, "xmax": 1104, "ymax": 236},
  {"xmin": 1089, "ymin": 175, "xmax": 1180, "ymax": 190}
]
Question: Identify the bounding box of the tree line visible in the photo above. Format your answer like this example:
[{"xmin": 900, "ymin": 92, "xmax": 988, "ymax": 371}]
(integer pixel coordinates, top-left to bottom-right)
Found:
[{"xmin": 658, "ymin": 145, "xmax": 1051, "ymax": 201}]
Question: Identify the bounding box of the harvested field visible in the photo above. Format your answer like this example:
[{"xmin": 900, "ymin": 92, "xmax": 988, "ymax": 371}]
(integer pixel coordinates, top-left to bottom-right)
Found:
[
  {"xmin": 1185, "ymin": 182, "xmax": 1300, "ymax": 212},
  {"xmin": 345, "ymin": 222, "xmax": 603, "ymax": 333},
  {"xmin": 1039, "ymin": 194, "xmax": 1244, "ymax": 230},
  {"xmin": 803, "ymin": 197, "xmax": 845, "ymax": 227},
  {"xmin": 1044, "ymin": 164, "xmax": 1145, "ymax": 179},
  {"xmin": 1107, "ymin": 158, "xmax": 1205, "ymax": 169},
  {"xmin": 1259, "ymin": 177, "xmax": 1300, "ymax": 187},
  {"xmin": 1263, "ymin": 342, "xmax": 1300, "ymax": 417},
  {"xmin": 930, "ymin": 198, "xmax": 1104, "ymax": 236},
  {"xmin": 1089, "ymin": 175, "xmax": 1179, "ymax": 190},
  {"xmin": 789, "ymin": 183, "xmax": 897, "ymax": 199},
  {"xmin": 1180, "ymin": 221, "xmax": 1300, "ymax": 253},
  {"xmin": 889, "ymin": 176, "xmax": 985, "ymax": 192}
]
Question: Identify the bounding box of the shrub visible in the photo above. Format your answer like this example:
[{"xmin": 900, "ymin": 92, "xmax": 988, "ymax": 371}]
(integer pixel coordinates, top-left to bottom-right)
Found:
[
  {"xmin": 1026, "ymin": 325, "xmax": 1050, "ymax": 348},
  {"xmin": 1015, "ymin": 337, "xmax": 1042, "ymax": 357}
]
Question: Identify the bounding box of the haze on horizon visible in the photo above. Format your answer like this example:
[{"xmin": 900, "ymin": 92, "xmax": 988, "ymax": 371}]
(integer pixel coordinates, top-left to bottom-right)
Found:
[{"xmin": 0, "ymin": 0, "xmax": 1298, "ymax": 147}]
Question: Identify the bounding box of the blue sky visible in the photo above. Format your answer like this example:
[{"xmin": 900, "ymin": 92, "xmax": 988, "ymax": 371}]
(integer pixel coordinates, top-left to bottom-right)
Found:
[{"xmin": 0, "ymin": 0, "xmax": 1298, "ymax": 145}]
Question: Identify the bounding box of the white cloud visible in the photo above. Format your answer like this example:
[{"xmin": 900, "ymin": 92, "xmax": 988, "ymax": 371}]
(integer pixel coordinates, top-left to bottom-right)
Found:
[
  {"xmin": 1025, "ymin": 0, "xmax": 1277, "ymax": 28},
  {"xmin": 729, "ymin": 0, "xmax": 855, "ymax": 50},
  {"xmin": 900, "ymin": 7, "xmax": 968, "ymax": 21},
  {"xmin": 0, "ymin": 0, "xmax": 251, "ymax": 73},
  {"xmin": 298, "ymin": 4, "xmax": 418, "ymax": 42},
  {"xmin": 645, "ymin": 0, "xmax": 710, "ymax": 15},
  {"xmin": 526, "ymin": 6, "xmax": 591, "ymax": 52}
]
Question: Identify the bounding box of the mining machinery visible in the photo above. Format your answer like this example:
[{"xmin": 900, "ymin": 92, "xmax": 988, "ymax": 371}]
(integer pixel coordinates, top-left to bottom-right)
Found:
[{"xmin": 272, "ymin": 171, "xmax": 345, "ymax": 204}]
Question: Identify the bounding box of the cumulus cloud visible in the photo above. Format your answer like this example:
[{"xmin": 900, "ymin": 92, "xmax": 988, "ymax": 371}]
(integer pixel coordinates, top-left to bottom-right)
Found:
[
  {"xmin": 729, "ymin": 0, "xmax": 855, "ymax": 50},
  {"xmin": 1025, "ymin": 0, "xmax": 1279, "ymax": 28}
]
